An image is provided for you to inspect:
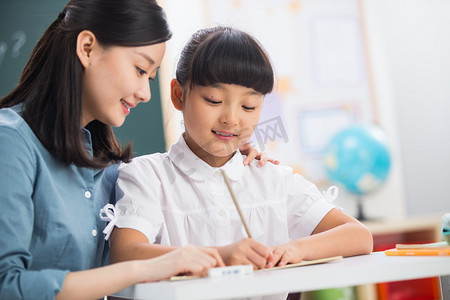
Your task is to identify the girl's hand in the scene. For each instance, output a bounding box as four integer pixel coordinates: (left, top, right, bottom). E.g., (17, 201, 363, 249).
(267, 243, 304, 268)
(239, 143, 280, 166)
(217, 238, 273, 269)
(141, 245, 224, 282)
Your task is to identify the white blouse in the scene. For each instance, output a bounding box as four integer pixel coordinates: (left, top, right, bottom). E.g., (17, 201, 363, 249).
(114, 136, 336, 247)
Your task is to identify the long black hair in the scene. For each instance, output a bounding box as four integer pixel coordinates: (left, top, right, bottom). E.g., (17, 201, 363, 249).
(0, 0, 172, 168)
(176, 26, 274, 95)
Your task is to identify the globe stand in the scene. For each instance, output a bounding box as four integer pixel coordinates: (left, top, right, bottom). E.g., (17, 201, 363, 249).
(355, 196, 367, 221)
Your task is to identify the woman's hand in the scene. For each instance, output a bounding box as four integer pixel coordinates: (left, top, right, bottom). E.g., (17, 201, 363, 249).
(217, 238, 273, 270)
(239, 142, 280, 166)
(140, 245, 224, 282)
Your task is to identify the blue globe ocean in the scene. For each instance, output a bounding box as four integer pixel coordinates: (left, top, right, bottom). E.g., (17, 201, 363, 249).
(324, 124, 391, 195)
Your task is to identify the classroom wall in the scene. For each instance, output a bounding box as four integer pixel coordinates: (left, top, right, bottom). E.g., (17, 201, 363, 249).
(364, 0, 450, 216)
(0, 0, 166, 156)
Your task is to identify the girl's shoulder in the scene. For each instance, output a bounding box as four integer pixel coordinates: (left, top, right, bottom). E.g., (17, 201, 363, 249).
(245, 158, 313, 187)
(125, 151, 169, 165)
(118, 151, 170, 175)
(246, 158, 293, 176)
(244, 158, 296, 183)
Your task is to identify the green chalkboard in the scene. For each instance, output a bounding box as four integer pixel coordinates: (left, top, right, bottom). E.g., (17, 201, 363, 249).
(0, 0, 166, 156)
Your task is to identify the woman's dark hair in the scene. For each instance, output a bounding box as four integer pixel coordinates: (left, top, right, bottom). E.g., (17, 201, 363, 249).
(0, 0, 172, 168)
(176, 26, 274, 95)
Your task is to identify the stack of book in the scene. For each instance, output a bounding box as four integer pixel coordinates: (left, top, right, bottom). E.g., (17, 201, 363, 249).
(385, 241, 450, 256)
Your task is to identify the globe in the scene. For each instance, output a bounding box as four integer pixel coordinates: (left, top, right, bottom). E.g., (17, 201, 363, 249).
(323, 124, 391, 196)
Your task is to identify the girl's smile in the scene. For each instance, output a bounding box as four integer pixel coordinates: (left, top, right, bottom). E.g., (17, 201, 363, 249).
(212, 130, 238, 141)
(172, 81, 263, 167)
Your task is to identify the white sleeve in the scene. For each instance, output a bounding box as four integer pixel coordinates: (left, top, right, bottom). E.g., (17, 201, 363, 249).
(286, 172, 335, 239)
(114, 156, 164, 243)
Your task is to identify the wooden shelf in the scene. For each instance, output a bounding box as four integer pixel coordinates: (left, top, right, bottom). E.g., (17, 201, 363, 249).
(362, 214, 443, 300)
(363, 214, 442, 239)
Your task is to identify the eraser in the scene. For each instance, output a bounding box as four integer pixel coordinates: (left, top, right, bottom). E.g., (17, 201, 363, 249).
(208, 264, 253, 278)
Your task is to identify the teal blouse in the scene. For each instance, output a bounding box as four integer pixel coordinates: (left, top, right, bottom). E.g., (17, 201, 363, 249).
(0, 106, 118, 299)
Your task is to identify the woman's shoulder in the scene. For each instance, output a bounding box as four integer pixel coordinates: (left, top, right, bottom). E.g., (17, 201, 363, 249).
(0, 107, 40, 173)
(0, 107, 35, 146)
(0, 106, 24, 127)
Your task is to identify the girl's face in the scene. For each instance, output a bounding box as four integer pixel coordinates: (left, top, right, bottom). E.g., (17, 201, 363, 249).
(81, 41, 166, 127)
(174, 82, 264, 167)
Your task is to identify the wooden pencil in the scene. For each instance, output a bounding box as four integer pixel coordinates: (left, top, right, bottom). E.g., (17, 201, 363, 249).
(220, 169, 253, 239)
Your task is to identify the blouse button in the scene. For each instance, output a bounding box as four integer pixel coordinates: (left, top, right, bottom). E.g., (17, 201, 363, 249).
(92, 229, 97, 237)
(84, 190, 92, 199)
(218, 209, 226, 216)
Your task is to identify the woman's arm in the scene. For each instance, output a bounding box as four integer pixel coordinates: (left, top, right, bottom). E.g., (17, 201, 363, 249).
(56, 245, 221, 300)
(269, 208, 373, 267)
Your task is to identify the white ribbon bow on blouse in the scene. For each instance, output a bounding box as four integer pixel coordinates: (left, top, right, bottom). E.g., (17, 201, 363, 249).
(99, 203, 116, 240)
(322, 185, 343, 211)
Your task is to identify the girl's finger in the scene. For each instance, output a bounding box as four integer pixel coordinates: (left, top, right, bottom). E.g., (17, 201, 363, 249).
(267, 248, 283, 268)
(278, 251, 293, 267)
(202, 247, 225, 267)
(247, 250, 269, 269)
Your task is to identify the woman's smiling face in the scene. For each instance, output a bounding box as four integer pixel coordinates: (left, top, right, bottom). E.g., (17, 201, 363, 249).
(79, 33, 165, 128)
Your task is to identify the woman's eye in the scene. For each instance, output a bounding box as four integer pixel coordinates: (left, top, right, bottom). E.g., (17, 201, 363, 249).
(205, 98, 221, 104)
(242, 105, 256, 111)
(136, 67, 147, 76)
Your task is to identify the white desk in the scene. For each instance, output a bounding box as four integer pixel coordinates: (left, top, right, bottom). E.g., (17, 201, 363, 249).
(114, 252, 450, 300)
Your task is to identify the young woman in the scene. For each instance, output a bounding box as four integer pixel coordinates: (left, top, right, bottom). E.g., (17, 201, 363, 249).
(0, 1, 232, 299)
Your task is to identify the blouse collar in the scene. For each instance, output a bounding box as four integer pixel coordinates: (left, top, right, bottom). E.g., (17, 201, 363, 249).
(168, 134, 244, 182)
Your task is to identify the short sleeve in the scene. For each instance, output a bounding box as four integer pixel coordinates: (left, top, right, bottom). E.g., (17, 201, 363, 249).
(114, 156, 165, 243)
(0, 125, 67, 299)
(285, 172, 335, 239)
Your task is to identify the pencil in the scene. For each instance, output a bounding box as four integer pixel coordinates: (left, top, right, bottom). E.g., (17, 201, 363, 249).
(220, 169, 253, 239)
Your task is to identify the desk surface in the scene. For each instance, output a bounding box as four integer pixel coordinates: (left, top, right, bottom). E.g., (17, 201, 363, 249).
(115, 252, 450, 300)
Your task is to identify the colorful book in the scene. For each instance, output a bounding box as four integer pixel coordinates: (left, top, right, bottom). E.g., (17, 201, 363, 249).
(385, 247, 450, 256)
(395, 241, 449, 249)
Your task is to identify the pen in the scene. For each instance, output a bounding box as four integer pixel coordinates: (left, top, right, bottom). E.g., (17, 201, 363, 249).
(220, 169, 253, 239)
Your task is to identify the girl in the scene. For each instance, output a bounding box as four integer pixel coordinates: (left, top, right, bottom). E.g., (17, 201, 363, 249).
(110, 26, 373, 270)
(0, 1, 239, 299)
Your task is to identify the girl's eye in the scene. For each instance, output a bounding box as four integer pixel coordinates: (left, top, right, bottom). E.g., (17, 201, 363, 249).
(242, 105, 256, 111)
(205, 98, 221, 104)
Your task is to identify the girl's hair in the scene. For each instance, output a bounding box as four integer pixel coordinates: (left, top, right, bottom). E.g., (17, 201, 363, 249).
(176, 26, 274, 95)
(0, 0, 172, 168)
